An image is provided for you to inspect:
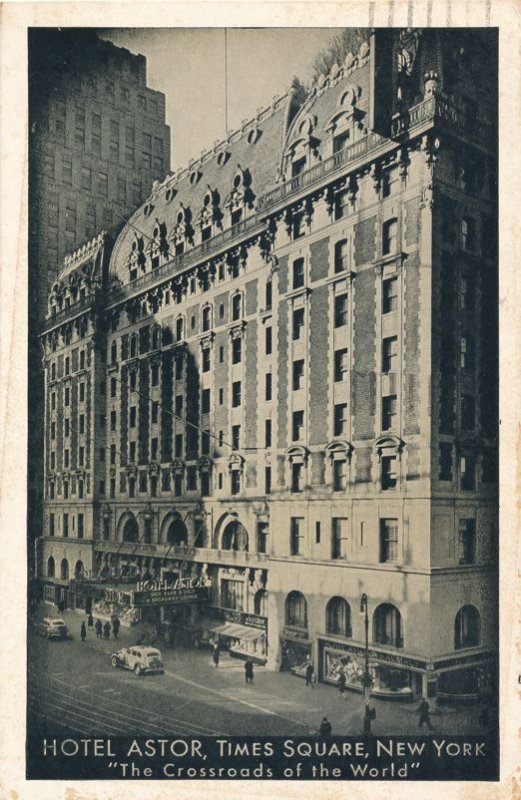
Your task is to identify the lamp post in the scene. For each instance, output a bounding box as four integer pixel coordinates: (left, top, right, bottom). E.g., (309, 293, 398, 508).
(359, 592, 373, 735)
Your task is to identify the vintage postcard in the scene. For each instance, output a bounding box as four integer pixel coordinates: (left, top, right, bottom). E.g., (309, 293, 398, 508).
(0, 1, 519, 798)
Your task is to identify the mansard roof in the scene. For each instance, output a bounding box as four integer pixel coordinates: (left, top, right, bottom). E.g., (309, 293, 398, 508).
(108, 40, 372, 287)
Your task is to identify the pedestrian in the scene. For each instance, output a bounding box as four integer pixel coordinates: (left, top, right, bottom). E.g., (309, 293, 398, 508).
(212, 643, 220, 668)
(338, 669, 347, 698)
(112, 618, 120, 639)
(87, 613, 94, 628)
(244, 659, 254, 684)
(103, 621, 111, 640)
(417, 698, 434, 731)
(305, 661, 315, 688)
(95, 619, 103, 639)
(80, 622, 87, 642)
(319, 717, 332, 739)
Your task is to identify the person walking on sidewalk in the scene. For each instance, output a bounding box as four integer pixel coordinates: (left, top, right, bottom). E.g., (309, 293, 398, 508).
(305, 661, 315, 688)
(80, 622, 87, 642)
(212, 642, 220, 668)
(417, 699, 434, 731)
(244, 659, 254, 684)
(95, 619, 103, 639)
(103, 621, 111, 640)
(112, 618, 120, 639)
(319, 717, 332, 739)
(87, 613, 94, 628)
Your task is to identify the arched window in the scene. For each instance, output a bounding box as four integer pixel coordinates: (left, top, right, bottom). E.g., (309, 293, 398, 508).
(221, 520, 248, 552)
(373, 603, 403, 648)
(202, 306, 212, 332)
(285, 590, 308, 628)
(60, 558, 69, 581)
(326, 596, 351, 637)
(382, 218, 398, 256)
(47, 556, 55, 578)
(454, 605, 481, 649)
(74, 560, 84, 578)
(122, 517, 139, 543)
(254, 588, 267, 616)
(166, 518, 188, 547)
(231, 293, 242, 321)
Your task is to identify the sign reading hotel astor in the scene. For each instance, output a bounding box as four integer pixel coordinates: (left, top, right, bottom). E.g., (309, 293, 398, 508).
(132, 576, 210, 607)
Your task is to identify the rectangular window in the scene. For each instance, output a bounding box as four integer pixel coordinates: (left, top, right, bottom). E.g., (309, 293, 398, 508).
(460, 455, 476, 490)
(382, 277, 398, 313)
(334, 348, 348, 382)
(151, 401, 159, 424)
(139, 473, 148, 493)
(382, 336, 398, 373)
(334, 294, 348, 327)
(77, 513, 84, 539)
(265, 466, 271, 495)
(292, 156, 306, 177)
(257, 522, 269, 554)
(175, 396, 183, 417)
(382, 395, 397, 431)
(292, 359, 305, 391)
(265, 373, 272, 401)
(265, 326, 272, 354)
(51, 421, 56, 440)
(265, 280, 272, 309)
(50, 451, 55, 470)
(334, 239, 348, 273)
(232, 337, 242, 364)
(64, 418, 70, 437)
(161, 470, 170, 492)
(63, 513, 69, 538)
(334, 191, 350, 220)
(221, 578, 244, 611)
(78, 480, 84, 499)
(202, 388, 211, 414)
(381, 455, 397, 489)
(151, 364, 160, 386)
(64, 387, 70, 406)
(293, 258, 305, 289)
(81, 166, 91, 191)
(129, 407, 136, 427)
(332, 517, 348, 559)
(291, 462, 303, 493)
(219, 388, 224, 405)
(439, 442, 453, 481)
(99, 447, 105, 463)
(458, 519, 476, 564)
(200, 471, 211, 497)
(461, 395, 476, 429)
(264, 419, 272, 448)
(333, 459, 347, 491)
(151, 437, 159, 460)
(292, 410, 304, 441)
(232, 381, 241, 407)
(201, 429, 211, 455)
(175, 433, 183, 457)
(78, 446, 84, 466)
(79, 382, 85, 402)
(232, 425, 241, 450)
(230, 470, 241, 495)
(62, 157, 72, 185)
(129, 441, 136, 463)
(460, 336, 475, 371)
(333, 131, 349, 153)
(98, 171, 108, 197)
(231, 208, 242, 226)
(63, 480, 69, 498)
(292, 308, 305, 340)
(110, 410, 117, 431)
(49, 514, 55, 537)
(379, 518, 398, 562)
(334, 403, 348, 436)
(290, 517, 304, 555)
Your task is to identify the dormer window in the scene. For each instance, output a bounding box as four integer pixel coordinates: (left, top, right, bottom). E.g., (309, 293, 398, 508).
(231, 208, 242, 226)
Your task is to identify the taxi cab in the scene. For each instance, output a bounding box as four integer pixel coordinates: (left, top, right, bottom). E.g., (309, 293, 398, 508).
(111, 646, 164, 676)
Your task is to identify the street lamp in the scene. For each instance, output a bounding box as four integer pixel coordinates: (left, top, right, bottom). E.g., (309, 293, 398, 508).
(359, 593, 373, 735)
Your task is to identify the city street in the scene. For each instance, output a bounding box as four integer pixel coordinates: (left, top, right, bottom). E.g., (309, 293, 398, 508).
(27, 604, 485, 738)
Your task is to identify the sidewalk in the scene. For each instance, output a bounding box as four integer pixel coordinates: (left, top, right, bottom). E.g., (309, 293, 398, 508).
(52, 604, 486, 736)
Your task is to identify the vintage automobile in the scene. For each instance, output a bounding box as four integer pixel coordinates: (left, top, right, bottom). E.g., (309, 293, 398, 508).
(111, 646, 164, 676)
(35, 617, 71, 640)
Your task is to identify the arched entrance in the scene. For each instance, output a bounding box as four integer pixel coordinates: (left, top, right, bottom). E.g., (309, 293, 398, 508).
(122, 516, 139, 543)
(166, 517, 188, 546)
(221, 520, 248, 551)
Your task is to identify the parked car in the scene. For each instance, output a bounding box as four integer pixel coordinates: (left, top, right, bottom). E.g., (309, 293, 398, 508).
(111, 646, 164, 676)
(36, 617, 71, 640)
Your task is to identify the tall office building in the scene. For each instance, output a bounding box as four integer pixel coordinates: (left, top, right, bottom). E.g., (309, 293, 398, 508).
(28, 29, 171, 556)
(37, 29, 497, 702)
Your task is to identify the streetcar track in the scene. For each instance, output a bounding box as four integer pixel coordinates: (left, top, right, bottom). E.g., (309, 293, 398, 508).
(29, 698, 128, 735)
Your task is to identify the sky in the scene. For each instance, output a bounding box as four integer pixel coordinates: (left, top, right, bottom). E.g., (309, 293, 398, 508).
(100, 28, 340, 171)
